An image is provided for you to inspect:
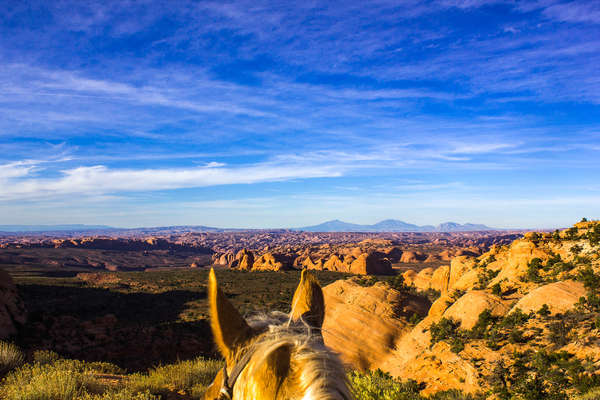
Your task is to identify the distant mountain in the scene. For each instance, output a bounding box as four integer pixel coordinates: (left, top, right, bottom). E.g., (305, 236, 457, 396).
(0, 224, 115, 232)
(296, 219, 497, 232)
(0, 221, 498, 234)
(435, 222, 492, 232)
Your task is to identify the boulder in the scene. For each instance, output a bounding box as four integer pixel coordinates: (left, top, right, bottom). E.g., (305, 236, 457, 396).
(442, 291, 510, 329)
(510, 280, 586, 315)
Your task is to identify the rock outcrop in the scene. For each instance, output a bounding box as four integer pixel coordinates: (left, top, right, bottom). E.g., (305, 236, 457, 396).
(230, 249, 255, 270)
(400, 251, 426, 263)
(510, 280, 586, 315)
(252, 252, 292, 271)
(322, 278, 430, 370)
(349, 251, 393, 275)
(442, 291, 509, 329)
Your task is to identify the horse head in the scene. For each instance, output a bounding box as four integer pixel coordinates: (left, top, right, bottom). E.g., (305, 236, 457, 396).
(204, 268, 352, 400)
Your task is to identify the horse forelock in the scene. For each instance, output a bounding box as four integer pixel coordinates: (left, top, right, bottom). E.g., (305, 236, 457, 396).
(230, 311, 352, 400)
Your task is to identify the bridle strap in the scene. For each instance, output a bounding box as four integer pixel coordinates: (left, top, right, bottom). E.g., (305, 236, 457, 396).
(218, 347, 256, 400)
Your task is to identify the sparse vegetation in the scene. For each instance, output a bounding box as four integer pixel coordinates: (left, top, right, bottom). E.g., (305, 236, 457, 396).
(126, 358, 222, 398)
(488, 350, 600, 400)
(576, 266, 600, 312)
(349, 369, 483, 400)
(0, 355, 217, 400)
(565, 227, 580, 240)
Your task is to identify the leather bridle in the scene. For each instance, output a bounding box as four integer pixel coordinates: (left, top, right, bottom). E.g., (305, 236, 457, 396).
(218, 347, 256, 400)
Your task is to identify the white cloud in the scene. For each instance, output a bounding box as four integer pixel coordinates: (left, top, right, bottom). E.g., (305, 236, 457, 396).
(0, 161, 344, 200)
(0, 161, 38, 180)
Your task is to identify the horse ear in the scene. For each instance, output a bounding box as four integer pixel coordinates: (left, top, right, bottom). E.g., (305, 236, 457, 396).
(290, 269, 325, 328)
(208, 268, 253, 359)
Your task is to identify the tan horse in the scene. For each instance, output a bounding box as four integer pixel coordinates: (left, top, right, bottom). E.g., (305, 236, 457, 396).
(204, 268, 352, 400)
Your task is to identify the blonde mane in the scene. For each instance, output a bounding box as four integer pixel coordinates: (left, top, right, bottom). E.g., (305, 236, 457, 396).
(235, 312, 351, 400)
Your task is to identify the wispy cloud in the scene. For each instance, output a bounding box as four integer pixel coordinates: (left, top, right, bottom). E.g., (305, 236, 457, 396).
(0, 160, 344, 201)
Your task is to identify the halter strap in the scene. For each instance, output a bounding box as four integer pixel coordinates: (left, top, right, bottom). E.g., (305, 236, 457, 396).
(218, 347, 256, 400)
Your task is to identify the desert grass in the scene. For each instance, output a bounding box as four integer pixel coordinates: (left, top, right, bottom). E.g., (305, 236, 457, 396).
(0, 355, 219, 400)
(1, 360, 100, 400)
(0, 341, 24, 376)
(126, 357, 222, 397)
(0, 353, 490, 400)
(575, 387, 600, 400)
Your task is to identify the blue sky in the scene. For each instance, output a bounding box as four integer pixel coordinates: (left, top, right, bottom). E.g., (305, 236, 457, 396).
(1, 0, 599, 229)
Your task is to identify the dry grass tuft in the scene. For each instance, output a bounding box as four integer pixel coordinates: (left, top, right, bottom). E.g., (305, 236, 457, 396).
(0, 341, 24, 376)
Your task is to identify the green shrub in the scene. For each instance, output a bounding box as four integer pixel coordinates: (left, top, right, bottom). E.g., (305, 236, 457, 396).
(524, 257, 544, 283)
(390, 274, 408, 291)
(32, 350, 61, 365)
(476, 267, 499, 289)
(488, 350, 600, 400)
(508, 328, 526, 344)
(429, 318, 468, 354)
(491, 283, 502, 296)
(430, 318, 461, 344)
(585, 223, 600, 246)
(565, 227, 580, 240)
(552, 230, 561, 240)
(548, 321, 572, 347)
(537, 304, 551, 317)
(570, 245, 583, 256)
(576, 266, 600, 312)
(469, 309, 499, 339)
(0, 341, 24, 376)
(348, 369, 422, 400)
(501, 308, 531, 328)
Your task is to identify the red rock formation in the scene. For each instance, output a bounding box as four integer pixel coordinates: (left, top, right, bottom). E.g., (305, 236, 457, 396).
(230, 249, 255, 270)
(252, 252, 293, 271)
(400, 251, 426, 263)
(322, 278, 430, 370)
(349, 251, 393, 275)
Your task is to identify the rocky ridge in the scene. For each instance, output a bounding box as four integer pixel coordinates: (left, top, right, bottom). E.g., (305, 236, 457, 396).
(321, 220, 600, 396)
